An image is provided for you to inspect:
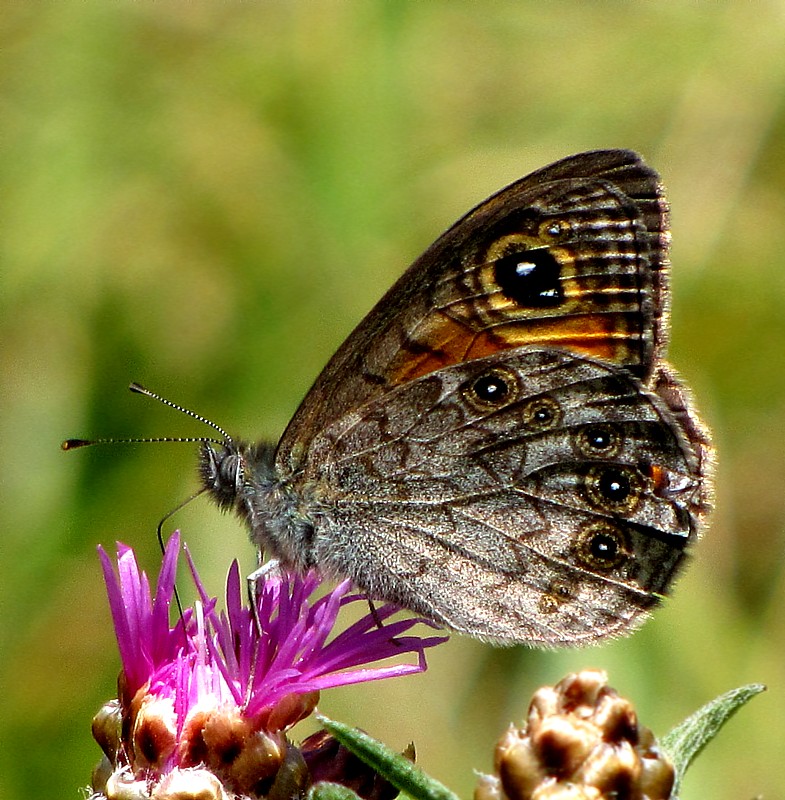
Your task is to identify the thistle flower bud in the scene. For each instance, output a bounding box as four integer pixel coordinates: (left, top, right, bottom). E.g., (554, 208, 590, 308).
(476, 670, 675, 800)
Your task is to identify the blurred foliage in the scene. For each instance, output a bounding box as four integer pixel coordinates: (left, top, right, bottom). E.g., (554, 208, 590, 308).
(2, 3, 785, 799)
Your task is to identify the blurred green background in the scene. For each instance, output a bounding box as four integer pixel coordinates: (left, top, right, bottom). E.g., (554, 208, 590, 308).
(2, 3, 785, 798)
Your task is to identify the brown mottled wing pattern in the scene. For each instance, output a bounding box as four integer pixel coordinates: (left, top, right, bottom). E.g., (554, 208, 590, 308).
(300, 349, 708, 645)
(277, 150, 669, 470)
(261, 149, 711, 645)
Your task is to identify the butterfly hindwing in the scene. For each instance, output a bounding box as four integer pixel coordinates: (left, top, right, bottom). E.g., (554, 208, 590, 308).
(289, 347, 706, 644)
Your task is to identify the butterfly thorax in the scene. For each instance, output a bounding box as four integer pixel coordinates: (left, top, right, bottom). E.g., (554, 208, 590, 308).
(199, 440, 316, 572)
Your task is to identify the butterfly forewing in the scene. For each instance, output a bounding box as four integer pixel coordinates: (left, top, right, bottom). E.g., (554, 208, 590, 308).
(277, 150, 668, 470)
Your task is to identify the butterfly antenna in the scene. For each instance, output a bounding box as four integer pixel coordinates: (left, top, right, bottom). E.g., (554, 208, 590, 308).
(62, 384, 230, 625)
(128, 382, 232, 440)
(61, 382, 231, 451)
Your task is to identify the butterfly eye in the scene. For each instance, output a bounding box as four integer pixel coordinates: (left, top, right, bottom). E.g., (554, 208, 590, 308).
(574, 522, 630, 571)
(584, 465, 642, 513)
(576, 423, 620, 457)
(465, 368, 517, 408)
(521, 395, 562, 432)
(493, 248, 565, 308)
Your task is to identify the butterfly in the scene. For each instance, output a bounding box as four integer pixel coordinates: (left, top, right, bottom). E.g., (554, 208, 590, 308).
(200, 149, 713, 646)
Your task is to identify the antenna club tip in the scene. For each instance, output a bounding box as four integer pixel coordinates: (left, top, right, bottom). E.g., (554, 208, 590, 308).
(62, 438, 90, 450)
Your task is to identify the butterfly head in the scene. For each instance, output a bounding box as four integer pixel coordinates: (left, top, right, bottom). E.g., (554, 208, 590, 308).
(199, 439, 277, 512)
(199, 440, 243, 510)
(199, 437, 312, 573)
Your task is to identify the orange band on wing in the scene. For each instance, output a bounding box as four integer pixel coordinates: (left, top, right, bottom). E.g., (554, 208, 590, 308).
(389, 313, 644, 384)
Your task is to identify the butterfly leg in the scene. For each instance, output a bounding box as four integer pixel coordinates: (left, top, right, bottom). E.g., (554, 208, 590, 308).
(247, 556, 284, 634)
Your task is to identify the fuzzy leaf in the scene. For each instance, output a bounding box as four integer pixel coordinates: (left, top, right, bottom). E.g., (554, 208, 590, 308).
(662, 683, 766, 793)
(308, 783, 366, 800)
(317, 715, 460, 800)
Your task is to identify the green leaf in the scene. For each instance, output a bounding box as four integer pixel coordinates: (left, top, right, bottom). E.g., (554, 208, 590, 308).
(662, 683, 766, 793)
(308, 783, 366, 800)
(317, 715, 460, 800)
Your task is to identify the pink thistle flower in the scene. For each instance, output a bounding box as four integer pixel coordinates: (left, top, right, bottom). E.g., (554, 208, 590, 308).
(91, 532, 447, 800)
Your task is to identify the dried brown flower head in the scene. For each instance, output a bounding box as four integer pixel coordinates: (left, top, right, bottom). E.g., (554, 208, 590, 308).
(475, 670, 674, 800)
